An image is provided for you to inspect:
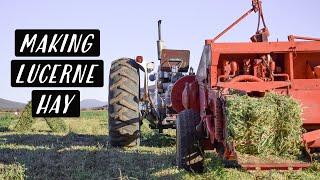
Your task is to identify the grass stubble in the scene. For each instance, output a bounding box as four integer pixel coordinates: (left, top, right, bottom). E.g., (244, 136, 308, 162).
(0, 107, 319, 179)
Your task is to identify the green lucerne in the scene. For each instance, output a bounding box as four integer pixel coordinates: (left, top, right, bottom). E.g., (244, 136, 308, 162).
(226, 93, 304, 157)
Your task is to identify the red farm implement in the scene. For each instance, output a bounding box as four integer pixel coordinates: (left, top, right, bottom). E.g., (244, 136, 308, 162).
(108, 0, 320, 172)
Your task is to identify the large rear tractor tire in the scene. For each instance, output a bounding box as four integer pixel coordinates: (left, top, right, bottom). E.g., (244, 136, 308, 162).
(108, 58, 140, 147)
(176, 109, 204, 173)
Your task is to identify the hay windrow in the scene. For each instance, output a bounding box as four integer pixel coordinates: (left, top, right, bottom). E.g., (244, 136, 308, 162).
(226, 93, 304, 157)
(45, 117, 68, 132)
(14, 101, 68, 133)
(13, 101, 35, 132)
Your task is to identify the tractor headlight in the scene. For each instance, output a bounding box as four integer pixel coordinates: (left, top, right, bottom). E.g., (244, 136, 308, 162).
(147, 62, 154, 73)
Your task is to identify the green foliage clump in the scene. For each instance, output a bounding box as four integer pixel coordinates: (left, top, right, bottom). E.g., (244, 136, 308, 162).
(0, 114, 15, 130)
(13, 101, 68, 133)
(226, 93, 303, 157)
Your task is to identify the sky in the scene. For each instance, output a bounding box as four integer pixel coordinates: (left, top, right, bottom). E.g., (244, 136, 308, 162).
(0, 0, 319, 103)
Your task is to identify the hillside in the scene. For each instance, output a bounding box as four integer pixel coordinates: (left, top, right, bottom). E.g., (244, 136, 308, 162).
(80, 99, 107, 109)
(0, 98, 26, 111)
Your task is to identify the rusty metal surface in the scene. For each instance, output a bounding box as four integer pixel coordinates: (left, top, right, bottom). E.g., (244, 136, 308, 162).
(214, 98, 224, 142)
(196, 45, 211, 83)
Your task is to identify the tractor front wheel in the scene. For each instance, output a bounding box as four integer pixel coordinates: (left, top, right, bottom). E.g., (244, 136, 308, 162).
(176, 109, 204, 173)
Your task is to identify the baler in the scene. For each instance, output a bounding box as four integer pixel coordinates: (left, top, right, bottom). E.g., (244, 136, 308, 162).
(108, 0, 320, 172)
(175, 0, 320, 172)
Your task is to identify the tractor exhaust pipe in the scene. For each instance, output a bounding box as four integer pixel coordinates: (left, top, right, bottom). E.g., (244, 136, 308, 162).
(157, 20, 164, 60)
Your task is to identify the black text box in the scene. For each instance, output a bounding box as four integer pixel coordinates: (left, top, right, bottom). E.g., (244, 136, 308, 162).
(15, 29, 100, 56)
(32, 90, 80, 117)
(11, 60, 103, 87)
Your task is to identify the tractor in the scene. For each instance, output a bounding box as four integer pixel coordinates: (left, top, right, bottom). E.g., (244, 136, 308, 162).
(108, 20, 194, 147)
(108, 0, 320, 172)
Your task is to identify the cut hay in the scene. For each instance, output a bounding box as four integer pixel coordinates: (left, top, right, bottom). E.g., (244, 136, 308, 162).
(14, 101, 68, 133)
(226, 93, 304, 157)
(13, 101, 35, 132)
(45, 117, 68, 133)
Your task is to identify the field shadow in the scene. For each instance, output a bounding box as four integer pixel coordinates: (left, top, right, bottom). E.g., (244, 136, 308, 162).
(0, 127, 9, 132)
(1, 132, 177, 148)
(0, 132, 177, 179)
(0, 133, 109, 148)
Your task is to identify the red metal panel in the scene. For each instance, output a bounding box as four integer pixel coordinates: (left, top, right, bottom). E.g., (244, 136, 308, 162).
(199, 85, 208, 118)
(290, 90, 320, 124)
(217, 81, 291, 92)
(204, 115, 215, 144)
(171, 75, 195, 112)
(293, 79, 320, 90)
(292, 53, 320, 79)
(302, 129, 320, 144)
(209, 41, 320, 54)
(308, 139, 320, 148)
(241, 163, 310, 172)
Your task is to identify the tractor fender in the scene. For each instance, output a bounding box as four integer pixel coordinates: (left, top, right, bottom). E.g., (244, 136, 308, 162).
(171, 75, 199, 113)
